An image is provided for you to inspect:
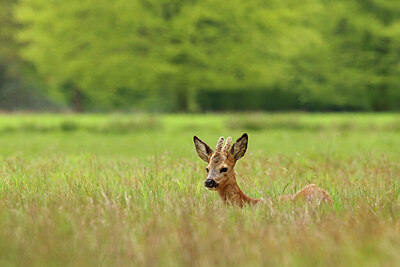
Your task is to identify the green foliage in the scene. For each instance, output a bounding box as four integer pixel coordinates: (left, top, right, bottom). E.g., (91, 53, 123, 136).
(0, 0, 59, 111)
(289, 0, 400, 111)
(7, 0, 400, 111)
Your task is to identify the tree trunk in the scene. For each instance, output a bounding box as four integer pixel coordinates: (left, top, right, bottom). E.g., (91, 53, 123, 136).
(73, 87, 83, 112)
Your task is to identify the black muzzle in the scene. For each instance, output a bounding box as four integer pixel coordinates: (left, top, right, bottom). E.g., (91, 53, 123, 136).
(205, 179, 219, 189)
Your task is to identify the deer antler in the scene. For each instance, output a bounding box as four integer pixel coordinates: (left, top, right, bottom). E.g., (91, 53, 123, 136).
(222, 137, 232, 154)
(215, 136, 225, 152)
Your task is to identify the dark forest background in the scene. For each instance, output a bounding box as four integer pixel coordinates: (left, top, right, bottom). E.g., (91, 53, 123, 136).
(1, 0, 399, 112)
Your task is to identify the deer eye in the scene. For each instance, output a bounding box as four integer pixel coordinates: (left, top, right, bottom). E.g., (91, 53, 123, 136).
(220, 167, 228, 173)
(206, 168, 209, 173)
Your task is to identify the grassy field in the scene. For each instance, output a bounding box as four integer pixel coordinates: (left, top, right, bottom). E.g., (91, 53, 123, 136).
(0, 113, 399, 266)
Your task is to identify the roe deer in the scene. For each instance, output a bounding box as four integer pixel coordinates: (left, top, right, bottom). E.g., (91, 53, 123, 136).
(193, 133, 332, 207)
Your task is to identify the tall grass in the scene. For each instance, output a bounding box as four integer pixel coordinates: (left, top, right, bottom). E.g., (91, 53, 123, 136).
(0, 113, 399, 266)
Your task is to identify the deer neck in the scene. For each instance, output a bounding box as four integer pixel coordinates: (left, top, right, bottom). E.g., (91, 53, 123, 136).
(216, 173, 261, 207)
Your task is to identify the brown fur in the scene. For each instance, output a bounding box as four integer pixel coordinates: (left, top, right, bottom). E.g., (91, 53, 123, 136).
(194, 133, 332, 207)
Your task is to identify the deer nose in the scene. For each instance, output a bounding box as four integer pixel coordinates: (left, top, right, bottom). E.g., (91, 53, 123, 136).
(205, 179, 218, 188)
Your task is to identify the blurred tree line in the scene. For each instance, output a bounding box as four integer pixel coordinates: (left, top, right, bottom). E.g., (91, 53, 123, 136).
(1, 0, 399, 112)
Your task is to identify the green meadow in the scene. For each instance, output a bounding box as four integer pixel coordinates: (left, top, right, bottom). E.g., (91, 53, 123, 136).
(0, 113, 399, 266)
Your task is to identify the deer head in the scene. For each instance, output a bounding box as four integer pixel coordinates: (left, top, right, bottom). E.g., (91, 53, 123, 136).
(193, 133, 248, 191)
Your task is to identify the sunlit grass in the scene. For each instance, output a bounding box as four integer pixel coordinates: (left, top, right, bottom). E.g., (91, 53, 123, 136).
(0, 113, 399, 266)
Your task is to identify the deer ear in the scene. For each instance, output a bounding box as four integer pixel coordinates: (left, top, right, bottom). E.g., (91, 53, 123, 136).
(229, 133, 248, 160)
(194, 136, 213, 162)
